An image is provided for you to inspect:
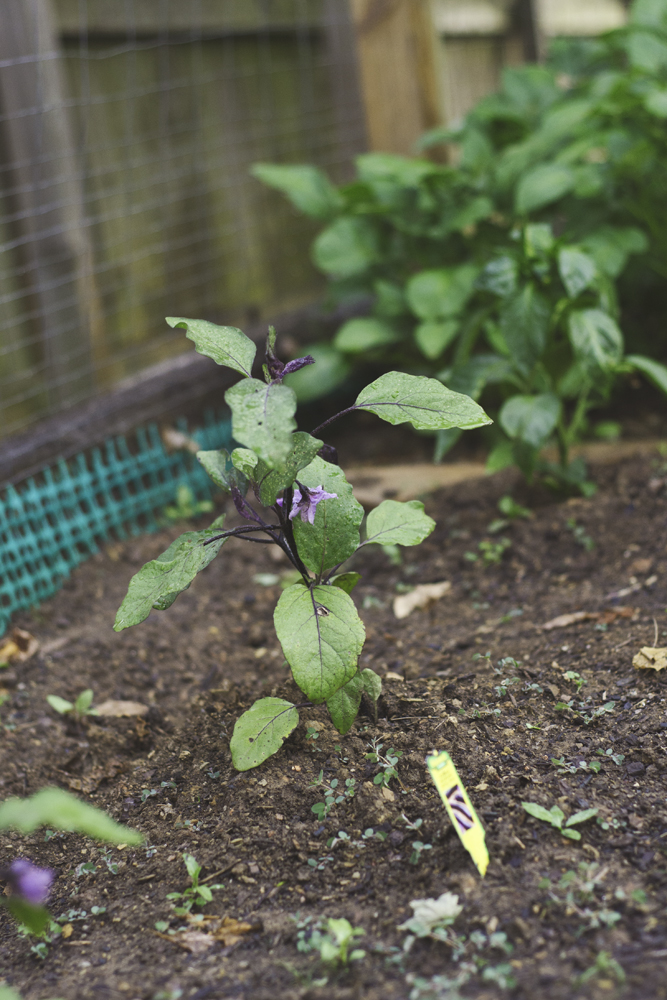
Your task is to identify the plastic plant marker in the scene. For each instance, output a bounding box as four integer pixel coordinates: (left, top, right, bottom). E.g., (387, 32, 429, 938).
(426, 751, 489, 876)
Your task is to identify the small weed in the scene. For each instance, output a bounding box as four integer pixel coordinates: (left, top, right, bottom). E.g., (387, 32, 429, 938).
(365, 739, 404, 789)
(596, 747, 625, 766)
(563, 670, 586, 693)
(295, 914, 365, 967)
(522, 801, 598, 841)
(165, 854, 223, 915)
(550, 757, 601, 775)
(162, 484, 213, 522)
(46, 689, 98, 720)
(567, 517, 595, 551)
(465, 538, 511, 565)
(310, 772, 356, 821)
(577, 950, 625, 987)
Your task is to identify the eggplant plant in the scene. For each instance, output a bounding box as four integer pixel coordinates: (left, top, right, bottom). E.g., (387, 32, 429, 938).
(114, 319, 490, 770)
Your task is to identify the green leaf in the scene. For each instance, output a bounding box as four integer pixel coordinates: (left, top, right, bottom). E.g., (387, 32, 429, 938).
(361, 668, 382, 705)
(330, 572, 362, 594)
(581, 226, 648, 279)
(231, 448, 258, 478)
(74, 689, 94, 715)
(415, 320, 459, 360)
(225, 378, 296, 468)
(114, 516, 227, 630)
(375, 279, 407, 317)
(46, 695, 73, 715)
(440, 354, 513, 401)
(230, 698, 299, 771)
(558, 248, 597, 298)
(313, 217, 379, 278)
(522, 801, 561, 827)
(477, 256, 519, 297)
(326, 673, 363, 735)
(627, 30, 667, 72)
(166, 317, 255, 378)
(284, 344, 350, 403)
(256, 432, 324, 506)
(499, 284, 550, 375)
(566, 808, 598, 827)
(486, 439, 515, 473)
(499, 394, 561, 449)
(568, 309, 623, 372)
(0, 787, 142, 843)
(524, 223, 555, 257)
(561, 828, 581, 840)
(196, 448, 249, 496)
(250, 163, 342, 219)
(5, 897, 50, 935)
(292, 457, 364, 575)
(334, 318, 400, 354)
(627, 354, 667, 395)
(515, 163, 575, 214)
(274, 584, 365, 703)
(645, 87, 667, 117)
(355, 372, 491, 431)
(364, 500, 435, 547)
(406, 265, 478, 320)
(0, 984, 23, 1000)
(183, 853, 200, 880)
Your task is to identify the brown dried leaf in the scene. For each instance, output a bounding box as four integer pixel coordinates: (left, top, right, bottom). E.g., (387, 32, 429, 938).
(159, 929, 215, 954)
(541, 611, 596, 630)
(633, 647, 667, 672)
(0, 628, 39, 664)
(541, 606, 634, 630)
(95, 699, 148, 717)
(393, 581, 451, 619)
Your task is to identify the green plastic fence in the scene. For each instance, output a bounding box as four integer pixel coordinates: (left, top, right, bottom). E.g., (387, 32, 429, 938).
(0, 412, 232, 637)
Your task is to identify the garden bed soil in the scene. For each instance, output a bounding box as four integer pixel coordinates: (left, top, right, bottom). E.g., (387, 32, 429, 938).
(2, 448, 667, 1000)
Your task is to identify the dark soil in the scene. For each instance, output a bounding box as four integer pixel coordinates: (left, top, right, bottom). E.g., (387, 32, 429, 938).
(2, 451, 667, 1000)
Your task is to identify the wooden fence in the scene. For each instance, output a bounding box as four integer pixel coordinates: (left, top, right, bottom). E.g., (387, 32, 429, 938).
(0, 0, 366, 440)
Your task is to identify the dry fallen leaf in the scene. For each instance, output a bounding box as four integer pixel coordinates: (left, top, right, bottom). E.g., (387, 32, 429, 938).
(95, 699, 149, 717)
(633, 647, 667, 672)
(393, 581, 451, 619)
(541, 606, 634, 630)
(0, 628, 39, 664)
(159, 929, 215, 954)
(541, 611, 597, 630)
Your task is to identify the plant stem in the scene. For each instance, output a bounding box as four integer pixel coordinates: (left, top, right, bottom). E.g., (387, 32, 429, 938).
(311, 405, 359, 436)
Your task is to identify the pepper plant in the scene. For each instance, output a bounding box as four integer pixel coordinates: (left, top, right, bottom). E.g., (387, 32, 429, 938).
(114, 318, 490, 770)
(252, 0, 667, 490)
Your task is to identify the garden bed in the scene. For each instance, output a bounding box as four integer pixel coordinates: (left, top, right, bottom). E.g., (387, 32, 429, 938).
(2, 448, 667, 1000)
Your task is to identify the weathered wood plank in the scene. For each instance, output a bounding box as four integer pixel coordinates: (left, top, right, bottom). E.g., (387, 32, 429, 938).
(54, 0, 324, 35)
(350, 0, 444, 155)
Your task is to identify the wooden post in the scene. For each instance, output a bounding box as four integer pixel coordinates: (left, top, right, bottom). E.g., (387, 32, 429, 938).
(512, 0, 545, 62)
(0, 0, 104, 414)
(349, 0, 444, 155)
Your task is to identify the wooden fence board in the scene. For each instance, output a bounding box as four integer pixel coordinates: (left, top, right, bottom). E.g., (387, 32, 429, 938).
(53, 0, 324, 35)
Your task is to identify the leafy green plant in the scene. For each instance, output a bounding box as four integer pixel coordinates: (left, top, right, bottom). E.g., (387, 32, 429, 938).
(114, 320, 490, 771)
(166, 853, 223, 915)
(522, 801, 598, 840)
(254, 0, 667, 491)
(46, 689, 97, 720)
(539, 863, 622, 933)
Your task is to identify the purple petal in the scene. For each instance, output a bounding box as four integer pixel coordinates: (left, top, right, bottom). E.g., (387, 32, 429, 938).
(8, 859, 54, 906)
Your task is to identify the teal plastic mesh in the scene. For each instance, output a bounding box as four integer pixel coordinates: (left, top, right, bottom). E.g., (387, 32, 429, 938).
(0, 412, 232, 637)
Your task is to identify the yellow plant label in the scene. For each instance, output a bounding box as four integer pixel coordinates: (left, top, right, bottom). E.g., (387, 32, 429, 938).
(426, 750, 489, 877)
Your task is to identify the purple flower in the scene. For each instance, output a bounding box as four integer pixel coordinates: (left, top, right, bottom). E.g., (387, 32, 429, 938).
(277, 485, 337, 524)
(7, 859, 54, 906)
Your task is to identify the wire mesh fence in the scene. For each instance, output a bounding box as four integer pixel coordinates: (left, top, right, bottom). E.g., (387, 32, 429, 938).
(0, 0, 366, 441)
